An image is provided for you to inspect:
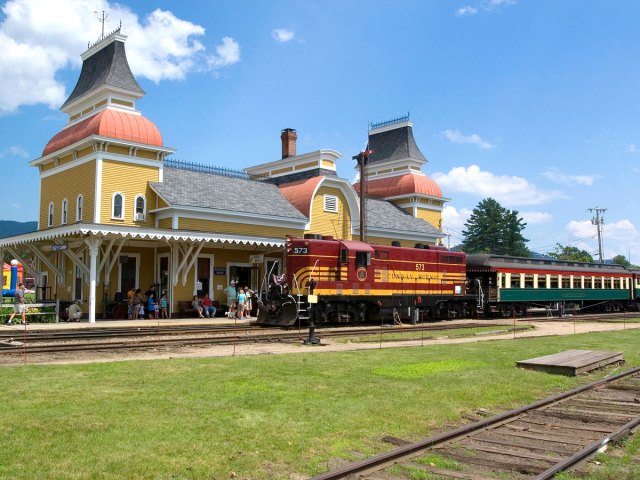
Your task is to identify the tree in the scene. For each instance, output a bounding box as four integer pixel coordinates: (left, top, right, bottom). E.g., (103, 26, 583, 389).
(461, 198, 529, 256)
(611, 254, 631, 268)
(547, 244, 594, 263)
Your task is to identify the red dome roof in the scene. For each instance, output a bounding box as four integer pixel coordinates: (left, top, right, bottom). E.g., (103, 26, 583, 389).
(279, 176, 324, 217)
(43, 109, 163, 156)
(354, 173, 442, 198)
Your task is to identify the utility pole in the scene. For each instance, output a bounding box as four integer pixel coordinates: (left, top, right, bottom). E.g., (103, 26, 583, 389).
(589, 207, 606, 263)
(353, 148, 373, 242)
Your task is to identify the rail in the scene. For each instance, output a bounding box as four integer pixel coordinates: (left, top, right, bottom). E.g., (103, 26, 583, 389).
(309, 366, 640, 479)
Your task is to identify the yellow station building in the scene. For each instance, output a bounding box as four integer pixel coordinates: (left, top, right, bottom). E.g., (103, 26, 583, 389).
(0, 29, 449, 322)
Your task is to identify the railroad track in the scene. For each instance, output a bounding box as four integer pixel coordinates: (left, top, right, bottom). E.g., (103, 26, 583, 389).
(310, 367, 640, 479)
(0, 322, 511, 355)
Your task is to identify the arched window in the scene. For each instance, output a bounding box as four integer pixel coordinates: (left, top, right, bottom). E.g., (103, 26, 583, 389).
(134, 195, 146, 221)
(112, 192, 124, 220)
(76, 194, 83, 222)
(61, 198, 68, 224)
(48, 202, 54, 227)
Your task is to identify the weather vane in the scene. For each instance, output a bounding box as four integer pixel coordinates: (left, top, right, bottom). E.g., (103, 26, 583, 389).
(95, 10, 109, 41)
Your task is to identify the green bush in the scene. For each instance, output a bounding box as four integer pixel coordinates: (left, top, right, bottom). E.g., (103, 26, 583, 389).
(0, 305, 58, 323)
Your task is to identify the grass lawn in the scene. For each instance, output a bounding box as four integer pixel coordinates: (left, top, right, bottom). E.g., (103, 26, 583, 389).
(1, 330, 640, 479)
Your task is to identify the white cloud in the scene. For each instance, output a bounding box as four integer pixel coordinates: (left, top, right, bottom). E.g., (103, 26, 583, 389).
(0, 145, 29, 158)
(444, 129, 495, 149)
(442, 205, 472, 233)
(455, 6, 478, 16)
(542, 168, 596, 186)
(272, 28, 295, 43)
(565, 218, 640, 260)
(456, 0, 515, 16)
(520, 211, 552, 224)
(625, 144, 637, 153)
(488, 0, 516, 6)
(432, 164, 564, 206)
(0, 0, 240, 113)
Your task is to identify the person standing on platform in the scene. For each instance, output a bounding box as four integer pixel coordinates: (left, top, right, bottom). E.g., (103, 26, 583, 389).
(236, 288, 247, 320)
(224, 280, 237, 318)
(127, 285, 136, 319)
(147, 292, 157, 320)
(159, 292, 169, 319)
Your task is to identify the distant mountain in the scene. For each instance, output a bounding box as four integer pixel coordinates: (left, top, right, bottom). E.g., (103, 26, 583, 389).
(0, 220, 38, 238)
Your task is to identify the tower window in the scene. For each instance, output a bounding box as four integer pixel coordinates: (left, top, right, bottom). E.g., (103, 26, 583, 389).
(134, 195, 146, 221)
(48, 202, 54, 227)
(76, 194, 83, 221)
(112, 192, 124, 220)
(61, 199, 68, 224)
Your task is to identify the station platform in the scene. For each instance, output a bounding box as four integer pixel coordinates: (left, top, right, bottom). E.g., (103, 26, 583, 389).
(2, 316, 255, 330)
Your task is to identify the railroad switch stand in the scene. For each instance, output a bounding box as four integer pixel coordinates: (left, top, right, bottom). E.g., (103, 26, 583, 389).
(303, 322, 321, 345)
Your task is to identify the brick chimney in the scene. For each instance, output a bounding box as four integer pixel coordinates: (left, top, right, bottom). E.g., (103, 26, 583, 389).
(281, 128, 297, 159)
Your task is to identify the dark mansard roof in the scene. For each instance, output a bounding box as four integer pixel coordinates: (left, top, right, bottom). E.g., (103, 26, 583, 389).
(62, 39, 144, 109)
(367, 124, 427, 165)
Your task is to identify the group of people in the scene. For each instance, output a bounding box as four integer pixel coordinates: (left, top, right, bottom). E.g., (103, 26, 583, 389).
(190, 293, 217, 318)
(223, 280, 254, 320)
(127, 285, 169, 320)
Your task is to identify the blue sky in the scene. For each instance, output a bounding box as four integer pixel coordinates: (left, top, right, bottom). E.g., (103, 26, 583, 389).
(1, 0, 639, 261)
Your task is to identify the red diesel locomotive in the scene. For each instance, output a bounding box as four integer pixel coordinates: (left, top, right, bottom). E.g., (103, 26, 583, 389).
(256, 235, 477, 326)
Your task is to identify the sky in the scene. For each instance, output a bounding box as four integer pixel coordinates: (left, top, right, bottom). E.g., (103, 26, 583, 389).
(1, 0, 639, 261)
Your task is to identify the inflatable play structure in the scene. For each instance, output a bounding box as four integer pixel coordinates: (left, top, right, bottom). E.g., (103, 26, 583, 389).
(2, 259, 31, 297)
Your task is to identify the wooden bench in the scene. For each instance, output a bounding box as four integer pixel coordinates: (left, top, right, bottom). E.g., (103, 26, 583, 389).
(175, 300, 227, 318)
(176, 301, 198, 318)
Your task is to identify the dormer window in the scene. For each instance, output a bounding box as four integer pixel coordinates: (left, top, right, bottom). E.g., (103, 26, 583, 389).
(324, 194, 338, 213)
(134, 195, 146, 221)
(112, 192, 124, 220)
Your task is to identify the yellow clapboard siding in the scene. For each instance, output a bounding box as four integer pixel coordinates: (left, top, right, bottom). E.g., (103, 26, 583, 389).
(178, 217, 301, 238)
(100, 160, 159, 226)
(40, 161, 96, 228)
(308, 185, 351, 240)
(158, 218, 172, 229)
(415, 209, 441, 230)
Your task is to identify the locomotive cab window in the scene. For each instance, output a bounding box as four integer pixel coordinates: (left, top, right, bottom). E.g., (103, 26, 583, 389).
(356, 251, 371, 267)
(339, 249, 348, 264)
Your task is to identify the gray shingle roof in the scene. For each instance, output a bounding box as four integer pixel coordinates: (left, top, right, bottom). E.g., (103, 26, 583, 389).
(366, 198, 441, 236)
(151, 168, 308, 220)
(62, 39, 144, 109)
(367, 125, 427, 164)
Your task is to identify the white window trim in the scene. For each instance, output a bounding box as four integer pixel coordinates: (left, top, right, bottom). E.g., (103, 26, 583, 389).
(134, 194, 146, 221)
(76, 194, 83, 222)
(324, 194, 338, 213)
(48, 202, 54, 227)
(112, 192, 125, 220)
(61, 198, 68, 225)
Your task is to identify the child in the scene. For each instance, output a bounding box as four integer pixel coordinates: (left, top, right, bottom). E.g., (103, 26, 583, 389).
(153, 300, 160, 319)
(159, 293, 169, 319)
(147, 292, 156, 320)
(236, 288, 246, 320)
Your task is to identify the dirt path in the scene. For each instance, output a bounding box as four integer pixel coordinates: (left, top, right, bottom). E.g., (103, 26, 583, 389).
(5, 318, 639, 366)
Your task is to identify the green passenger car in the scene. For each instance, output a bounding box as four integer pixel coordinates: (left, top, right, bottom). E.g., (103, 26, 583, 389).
(466, 254, 636, 317)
